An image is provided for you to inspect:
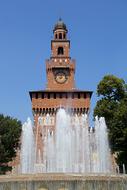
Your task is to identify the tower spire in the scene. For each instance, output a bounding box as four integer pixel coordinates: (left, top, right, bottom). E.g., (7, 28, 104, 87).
(59, 17, 62, 21)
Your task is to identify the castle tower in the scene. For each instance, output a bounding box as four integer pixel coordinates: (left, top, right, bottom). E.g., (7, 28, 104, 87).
(29, 19, 92, 165)
(46, 18, 75, 90)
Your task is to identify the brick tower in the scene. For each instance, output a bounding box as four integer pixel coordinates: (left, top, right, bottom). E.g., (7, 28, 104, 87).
(29, 19, 92, 164)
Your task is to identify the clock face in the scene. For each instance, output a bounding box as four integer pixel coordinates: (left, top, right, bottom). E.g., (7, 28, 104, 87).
(55, 72, 67, 83)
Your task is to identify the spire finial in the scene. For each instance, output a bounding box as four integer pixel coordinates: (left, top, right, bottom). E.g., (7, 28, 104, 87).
(59, 17, 62, 21)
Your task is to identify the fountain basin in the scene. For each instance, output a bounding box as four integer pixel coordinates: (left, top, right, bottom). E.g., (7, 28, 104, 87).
(0, 173, 127, 190)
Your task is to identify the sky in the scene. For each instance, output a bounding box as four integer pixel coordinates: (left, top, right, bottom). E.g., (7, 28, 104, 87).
(0, 0, 127, 124)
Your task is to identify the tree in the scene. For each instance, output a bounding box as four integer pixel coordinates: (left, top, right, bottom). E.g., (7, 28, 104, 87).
(0, 114, 22, 174)
(94, 75, 127, 173)
(96, 75, 126, 101)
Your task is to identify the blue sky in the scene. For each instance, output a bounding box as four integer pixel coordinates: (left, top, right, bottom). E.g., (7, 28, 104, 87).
(0, 0, 127, 124)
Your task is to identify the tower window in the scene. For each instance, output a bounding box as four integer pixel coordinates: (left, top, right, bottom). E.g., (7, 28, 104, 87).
(63, 33, 66, 39)
(55, 34, 57, 39)
(58, 47, 64, 55)
(59, 33, 62, 39)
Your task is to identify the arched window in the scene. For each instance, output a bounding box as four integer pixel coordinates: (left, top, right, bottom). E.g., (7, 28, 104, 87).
(58, 47, 64, 55)
(63, 33, 66, 39)
(59, 33, 62, 39)
(55, 34, 57, 39)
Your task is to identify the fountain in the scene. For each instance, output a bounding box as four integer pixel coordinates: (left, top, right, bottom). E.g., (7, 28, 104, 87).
(20, 118, 35, 173)
(20, 109, 113, 174)
(0, 109, 127, 189)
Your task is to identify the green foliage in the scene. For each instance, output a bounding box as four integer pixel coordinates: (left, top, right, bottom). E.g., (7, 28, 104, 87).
(94, 75, 127, 173)
(0, 114, 22, 174)
(96, 75, 127, 101)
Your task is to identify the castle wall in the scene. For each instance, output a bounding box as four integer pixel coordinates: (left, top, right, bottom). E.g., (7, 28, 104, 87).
(30, 91, 91, 112)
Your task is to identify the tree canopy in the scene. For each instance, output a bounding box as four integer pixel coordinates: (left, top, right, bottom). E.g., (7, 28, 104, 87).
(96, 75, 126, 101)
(94, 75, 127, 173)
(0, 114, 22, 174)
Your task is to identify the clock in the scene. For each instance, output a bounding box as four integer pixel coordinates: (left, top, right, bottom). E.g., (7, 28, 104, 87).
(55, 72, 67, 83)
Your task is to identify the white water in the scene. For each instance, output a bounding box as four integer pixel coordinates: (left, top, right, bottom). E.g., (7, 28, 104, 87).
(20, 118, 35, 173)
(20, 109, 112, 173)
